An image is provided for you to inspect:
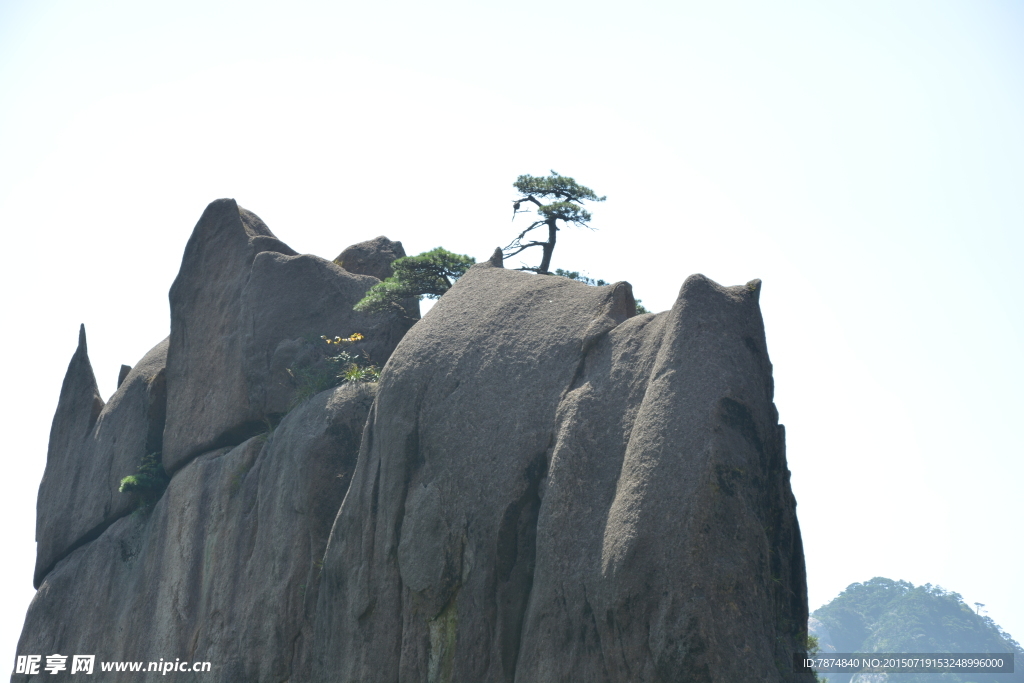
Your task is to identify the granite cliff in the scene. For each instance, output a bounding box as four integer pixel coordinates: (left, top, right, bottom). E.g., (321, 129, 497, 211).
(13, 199, 813, 682)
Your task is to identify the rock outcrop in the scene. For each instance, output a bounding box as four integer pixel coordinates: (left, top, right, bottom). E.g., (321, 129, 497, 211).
(162, 200, 413, 473)
(310, 261, 809, 682)
(516, 274, 805, 682)
(17, 382, 375, 682)
(34, 331, 167, 588)
(15, 198, 811, 682)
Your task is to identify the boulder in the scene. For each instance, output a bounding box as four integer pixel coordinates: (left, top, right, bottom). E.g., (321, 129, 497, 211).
(15, 382, 375, 682)
(311, 260, 634, 681)
(334, 235, 406, 281)
(514, 275, 808, 682)
(311, 266, 810, 682)
(333, 235, 421, 323)
(162, 199, 412, 473)
(162, 199, 296, 473)
(33, 331, 167, 589)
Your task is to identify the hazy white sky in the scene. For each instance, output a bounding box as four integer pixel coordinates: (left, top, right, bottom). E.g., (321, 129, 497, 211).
(2, 0, 1022, 667)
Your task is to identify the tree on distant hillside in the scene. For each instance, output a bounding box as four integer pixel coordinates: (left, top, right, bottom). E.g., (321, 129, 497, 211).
(353, 247, 476, 319)
(504, 171, 605, 274)
(812, 576, 1024, 674)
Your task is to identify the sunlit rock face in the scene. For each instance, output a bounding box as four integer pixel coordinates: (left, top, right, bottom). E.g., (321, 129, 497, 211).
(311, 261, 810, 683)
(16, 198, 810, 683)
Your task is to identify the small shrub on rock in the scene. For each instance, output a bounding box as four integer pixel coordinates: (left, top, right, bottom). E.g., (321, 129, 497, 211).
(288, 332, 381, 408)
(118, 452, 170, 509)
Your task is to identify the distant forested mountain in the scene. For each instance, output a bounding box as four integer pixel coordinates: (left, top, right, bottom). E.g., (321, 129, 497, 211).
(809, 577, 1021, 683)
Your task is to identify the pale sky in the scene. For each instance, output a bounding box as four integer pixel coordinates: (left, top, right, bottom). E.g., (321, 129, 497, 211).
(2, 0, 1022, 668)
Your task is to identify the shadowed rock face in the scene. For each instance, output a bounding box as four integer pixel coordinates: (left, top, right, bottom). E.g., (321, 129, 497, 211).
(311, 262, 810, 682)
(34, 332, 167, 589)
(241, 250, 414, 418)
(162, 199, 412, 474)
(16, 382, 374, 683)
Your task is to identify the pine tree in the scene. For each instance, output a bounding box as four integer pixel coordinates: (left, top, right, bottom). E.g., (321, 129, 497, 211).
(504, 171, 606, 274)
(353, 247, 476, 318)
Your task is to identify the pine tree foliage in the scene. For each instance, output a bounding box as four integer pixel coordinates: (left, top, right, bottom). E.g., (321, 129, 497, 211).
(539, 201, 594, 227)
(353, 247, 476, 317)
(512, 172, 606, 204)
(505, 171, 606, 274)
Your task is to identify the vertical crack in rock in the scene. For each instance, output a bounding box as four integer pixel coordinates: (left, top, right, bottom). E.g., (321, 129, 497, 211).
(494, 449, 547, 682)
(394, 425, 423, 557)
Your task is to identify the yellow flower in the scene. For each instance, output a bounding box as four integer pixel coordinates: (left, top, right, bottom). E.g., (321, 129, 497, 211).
(319, 332, 365, 345)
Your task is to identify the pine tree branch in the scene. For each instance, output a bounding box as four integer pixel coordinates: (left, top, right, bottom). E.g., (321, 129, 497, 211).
(502, 240, 548, 257)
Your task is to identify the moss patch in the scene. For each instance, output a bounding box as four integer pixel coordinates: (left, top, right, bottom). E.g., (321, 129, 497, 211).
(428, 591, 459, 683)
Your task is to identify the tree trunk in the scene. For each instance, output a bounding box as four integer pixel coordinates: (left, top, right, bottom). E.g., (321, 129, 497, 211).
(538, 220, 558, 274)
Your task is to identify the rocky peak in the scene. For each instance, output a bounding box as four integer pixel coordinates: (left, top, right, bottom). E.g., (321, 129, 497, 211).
(15, 199, 812, 682)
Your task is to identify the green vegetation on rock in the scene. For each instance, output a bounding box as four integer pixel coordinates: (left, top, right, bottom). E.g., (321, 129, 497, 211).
(352, 175, 647, 318)
(289, 333, 381, 408)
(118, 452, 169, 509)
(428, 593, 459, 683)
(805, 634, 829, 683)
(353, 247, 476, 318)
